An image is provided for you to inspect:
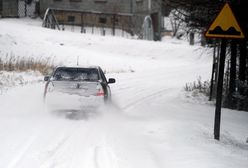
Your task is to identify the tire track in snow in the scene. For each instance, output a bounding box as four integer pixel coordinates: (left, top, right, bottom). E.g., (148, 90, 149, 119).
(94, 146, 101, 168)
(6, 135, 37, 168)
(112, 69, 184, 112)
(93, 138, 120, 168)
(121, 88, 173, 111)
(39, 122, 86, 168)
(39, 120, 117, 168)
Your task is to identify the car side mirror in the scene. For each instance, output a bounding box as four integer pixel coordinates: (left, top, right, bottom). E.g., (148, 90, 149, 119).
(44, 76, 50, 81)
(108, 78, 116, 84)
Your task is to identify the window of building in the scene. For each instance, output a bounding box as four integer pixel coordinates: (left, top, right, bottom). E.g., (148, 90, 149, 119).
(68, 16, 75, 22)
(99, 17, 107, 24)
(94, 0, 107, 3)
(136, 0, 143, 6)
(69, 0, 82, 2)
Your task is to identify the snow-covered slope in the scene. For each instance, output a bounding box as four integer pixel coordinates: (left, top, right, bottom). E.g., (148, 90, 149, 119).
(0, 18, 247, 168)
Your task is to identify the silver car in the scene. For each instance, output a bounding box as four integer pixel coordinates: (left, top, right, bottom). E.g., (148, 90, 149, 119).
(43, 66, 115, 111)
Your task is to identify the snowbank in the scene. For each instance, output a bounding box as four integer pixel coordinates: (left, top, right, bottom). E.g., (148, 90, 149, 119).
(0, 71, 43, 94)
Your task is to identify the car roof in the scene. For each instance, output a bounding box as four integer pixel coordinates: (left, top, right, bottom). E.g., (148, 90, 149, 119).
(55, 66, 101, 69)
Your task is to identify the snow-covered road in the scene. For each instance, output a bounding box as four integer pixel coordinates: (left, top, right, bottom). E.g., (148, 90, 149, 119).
(1, 69, 247, 168)
(0, 18, 248, 168)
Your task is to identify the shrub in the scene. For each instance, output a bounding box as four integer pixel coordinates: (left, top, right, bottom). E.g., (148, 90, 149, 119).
(184, 76, 210, 97)
(0, 54, 54, 75)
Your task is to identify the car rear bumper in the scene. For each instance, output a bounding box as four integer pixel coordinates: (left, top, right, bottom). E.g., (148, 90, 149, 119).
(45, 91, 104, 111)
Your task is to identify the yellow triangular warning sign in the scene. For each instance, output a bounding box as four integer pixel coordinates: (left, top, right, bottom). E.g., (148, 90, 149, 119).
(205, 3, 245, 39)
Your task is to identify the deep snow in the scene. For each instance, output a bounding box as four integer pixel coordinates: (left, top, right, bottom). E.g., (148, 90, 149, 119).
(0, 18, 247, 168)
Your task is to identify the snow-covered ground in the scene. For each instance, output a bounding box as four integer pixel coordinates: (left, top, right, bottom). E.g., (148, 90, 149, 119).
(0, 18, 247, 168)
(0, 71, 42, 94)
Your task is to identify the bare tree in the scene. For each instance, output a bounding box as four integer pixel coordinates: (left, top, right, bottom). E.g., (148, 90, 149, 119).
(169, 9, 186, 37)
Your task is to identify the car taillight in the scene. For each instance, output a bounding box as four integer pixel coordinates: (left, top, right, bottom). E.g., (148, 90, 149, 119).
(96, 88, 105, 96)
(47, 83, 54, 92)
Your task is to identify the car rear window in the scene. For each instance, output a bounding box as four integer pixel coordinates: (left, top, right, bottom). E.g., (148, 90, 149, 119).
(53, 67, 99, 81)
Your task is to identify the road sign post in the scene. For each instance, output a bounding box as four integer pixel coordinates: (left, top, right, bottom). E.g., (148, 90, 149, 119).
(205, 3, 245, 140)
(214, 39, 226, 140)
